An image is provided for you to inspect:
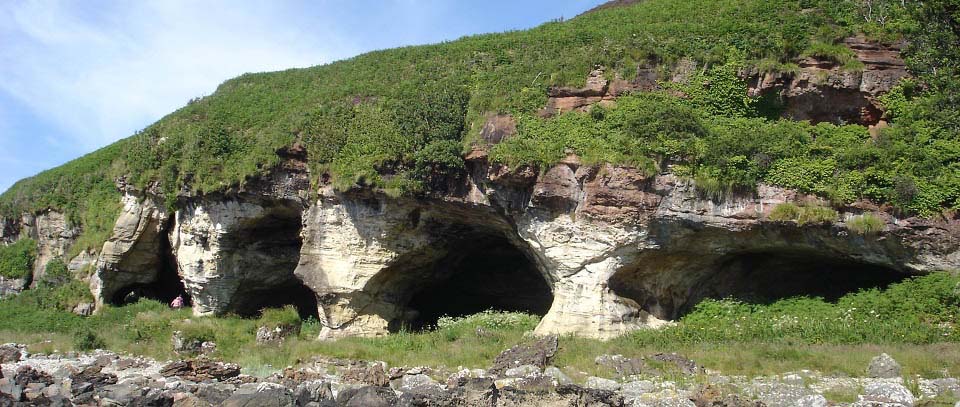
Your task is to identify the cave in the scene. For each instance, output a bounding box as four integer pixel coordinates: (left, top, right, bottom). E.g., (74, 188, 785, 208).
(610, 248, 914, 320)
(374, 227, 553, 331)
(111, 218, 189, 306)
(222, 202, 319, 320)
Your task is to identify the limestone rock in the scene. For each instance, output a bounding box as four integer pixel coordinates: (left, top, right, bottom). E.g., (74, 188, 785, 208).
(867, 353, 902, 379)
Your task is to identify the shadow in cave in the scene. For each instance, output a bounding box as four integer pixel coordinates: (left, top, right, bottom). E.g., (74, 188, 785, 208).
(224, 202, 318, 320)
(389, 231, 552, 331)
(112, 219, 189, 306)
(610, 249, 914, 320)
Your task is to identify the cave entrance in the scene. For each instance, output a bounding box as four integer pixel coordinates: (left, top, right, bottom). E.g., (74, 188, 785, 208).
(394, 231, 552, 331)
(223, 202, 319, 320)
(610, 248, 914, 320)
(111, 218, 189, 306)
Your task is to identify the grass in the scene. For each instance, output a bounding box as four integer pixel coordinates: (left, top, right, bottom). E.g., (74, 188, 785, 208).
(847, 213, 885, 235)
(0, 273, 957, 379)
(767, 203, 838, 224)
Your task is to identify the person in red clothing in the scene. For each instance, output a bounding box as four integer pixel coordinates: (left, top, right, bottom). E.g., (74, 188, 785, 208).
(170, 295, 184, 309)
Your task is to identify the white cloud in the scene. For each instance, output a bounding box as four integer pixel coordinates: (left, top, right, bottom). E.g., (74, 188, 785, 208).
(0, 0, 356, 150)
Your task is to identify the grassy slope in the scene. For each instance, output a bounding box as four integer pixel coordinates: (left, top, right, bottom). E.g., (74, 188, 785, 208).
(6, 0, 953, 255)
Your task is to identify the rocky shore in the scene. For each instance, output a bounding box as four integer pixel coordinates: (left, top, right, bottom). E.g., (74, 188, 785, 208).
(0, 340, 957, 407)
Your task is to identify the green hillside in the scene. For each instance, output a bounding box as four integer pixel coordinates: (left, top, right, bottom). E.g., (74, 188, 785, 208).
(1, 0, 957, 254)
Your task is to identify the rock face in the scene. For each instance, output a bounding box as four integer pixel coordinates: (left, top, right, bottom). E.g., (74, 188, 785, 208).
(747, 36, 908, 126)
(91, 192, 171, 307)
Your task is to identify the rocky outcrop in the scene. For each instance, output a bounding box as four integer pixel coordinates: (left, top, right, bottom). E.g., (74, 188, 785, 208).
(540, 37, 908, 127)
(747, 36, 908, 126)
(90, 192, 171, 307)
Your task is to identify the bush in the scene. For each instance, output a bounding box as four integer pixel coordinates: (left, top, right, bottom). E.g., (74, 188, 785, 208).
(39, 258, 70, 288)
(74, 330, 106, 351)
(0, 239, 36, 280)
(847, 213, 885, 235)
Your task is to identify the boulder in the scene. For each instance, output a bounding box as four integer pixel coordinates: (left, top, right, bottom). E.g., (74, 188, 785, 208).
(222, 383, 294, 407)
(856, 382, 915, 407)
(489, 335, 558, 375)
(72, 302, 95, 316)
(556, 384, 625, 406)
(336, 386, 398, 407)
(69, 365, 118, 396)
(390, 373, 441, 393)
(503, 365, 541, 378)
(160, 359, 241, 382)
(0, 345, 22, 363)
(543, 366, 573, 386)
(13, 365, 53, 387)
(341, 362, 390, 387)
(293, 380, 334, 406)
(867, 354, 902, 379)
(584, 376, 621, 391)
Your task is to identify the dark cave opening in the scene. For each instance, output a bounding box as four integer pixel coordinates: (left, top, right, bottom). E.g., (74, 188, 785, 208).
(229, 282, 320, 320)
(225, 202, 319, 320)
(111, 218, 189, 306)
(397, 232, 553, 331)
(610, 249, 914, 320)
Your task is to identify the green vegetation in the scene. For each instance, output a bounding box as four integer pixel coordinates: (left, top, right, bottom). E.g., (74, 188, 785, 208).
(768, 203, 838, 224)
(2, 0, 955, 257)
(39, 258, 71, 288)
(0, 239, 36, 280)
(0, 272, 958, 377)
(847, 213, 886, 235)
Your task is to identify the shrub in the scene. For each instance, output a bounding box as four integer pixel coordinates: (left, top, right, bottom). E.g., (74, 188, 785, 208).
(0, 239, 36, 280)
(436, 310, 540, 331)
(847, 213, 885, 235)
(39, 258, 71, 288)
(75, 330, 106, 351)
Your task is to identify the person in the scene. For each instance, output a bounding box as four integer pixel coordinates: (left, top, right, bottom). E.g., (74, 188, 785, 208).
(170, 295, 184, 309)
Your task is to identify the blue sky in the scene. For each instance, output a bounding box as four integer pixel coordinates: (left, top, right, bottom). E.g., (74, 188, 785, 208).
(0, 0, 604, 194)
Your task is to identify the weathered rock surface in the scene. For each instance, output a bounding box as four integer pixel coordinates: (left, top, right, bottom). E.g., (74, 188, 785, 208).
(868, 353, 903, 379)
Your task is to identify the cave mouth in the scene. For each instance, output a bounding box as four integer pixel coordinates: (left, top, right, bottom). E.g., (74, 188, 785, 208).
(610, 249, 914, 320)
(399, 232, 552, 331)
(230, 282, 320, 320)
(226, 202, 319, 321)
(111, 218, 189, 306)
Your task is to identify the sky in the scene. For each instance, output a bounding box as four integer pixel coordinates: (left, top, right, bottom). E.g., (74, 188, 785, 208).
(0, 0, 604, 194)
